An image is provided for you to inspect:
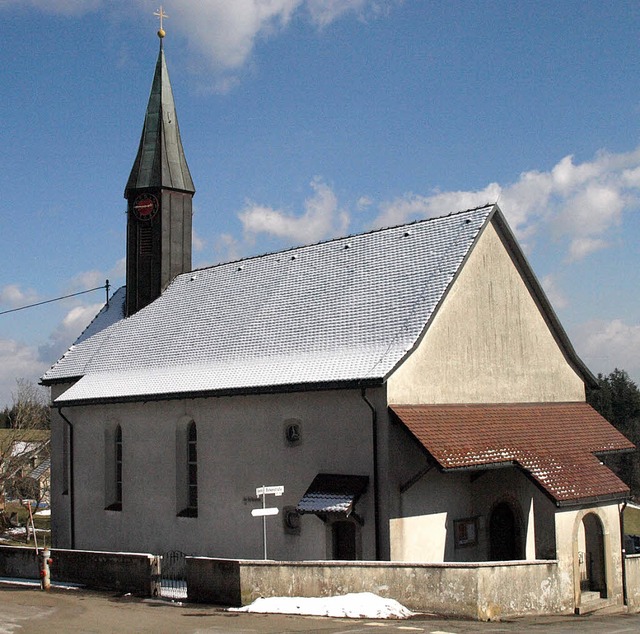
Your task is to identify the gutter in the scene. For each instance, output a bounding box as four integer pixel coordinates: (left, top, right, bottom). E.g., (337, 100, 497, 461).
(361, 388, 381, 560)
(51, 377, 383, 408)
(56, 407, 75, 550)
(621, 501, 628, 606)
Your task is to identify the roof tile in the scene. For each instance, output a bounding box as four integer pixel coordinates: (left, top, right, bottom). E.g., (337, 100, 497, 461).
(44, 206, 493, 403)
(390, 402, 634, 505)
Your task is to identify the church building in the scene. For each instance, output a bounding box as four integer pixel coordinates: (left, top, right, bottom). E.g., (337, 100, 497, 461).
(42, 29, 634, 612)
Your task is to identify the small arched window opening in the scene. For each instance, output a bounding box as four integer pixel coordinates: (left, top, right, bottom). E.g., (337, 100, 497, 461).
(105, 424, 123, 511)
(187, 421, 198, 513)
(115, 425, 123, 506)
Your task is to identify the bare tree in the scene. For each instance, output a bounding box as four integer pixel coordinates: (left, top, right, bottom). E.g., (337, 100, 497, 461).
(9, 379, 50, 430)
(0, 380, 50, 516)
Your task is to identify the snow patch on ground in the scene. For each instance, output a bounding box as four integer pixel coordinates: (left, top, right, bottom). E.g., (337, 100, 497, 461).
(230, 592, 415, 619)
(0, 527, 49, 543)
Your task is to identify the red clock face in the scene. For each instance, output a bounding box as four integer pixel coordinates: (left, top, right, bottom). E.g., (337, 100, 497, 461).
(132, 194, 159, 221)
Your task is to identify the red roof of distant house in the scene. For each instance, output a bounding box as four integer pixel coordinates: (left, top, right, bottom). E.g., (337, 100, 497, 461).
(390, 402, 634, 506)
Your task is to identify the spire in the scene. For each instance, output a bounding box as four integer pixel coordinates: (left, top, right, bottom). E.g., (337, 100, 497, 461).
(125, 38, 195, 196)
(124, 24, 195, 317)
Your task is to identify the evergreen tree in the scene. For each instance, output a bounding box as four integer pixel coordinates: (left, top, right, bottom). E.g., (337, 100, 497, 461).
(588, 369, 640, 499)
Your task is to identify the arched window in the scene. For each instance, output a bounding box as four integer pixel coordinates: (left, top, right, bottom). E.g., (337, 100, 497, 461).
(105, 423, 123, 511)
(115, 425, 123, 507)
(187, 421, 197, 512)
(176, 419, 198, 517)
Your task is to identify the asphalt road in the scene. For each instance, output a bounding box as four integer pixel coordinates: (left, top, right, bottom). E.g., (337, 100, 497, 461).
(2, 587, 640, 633)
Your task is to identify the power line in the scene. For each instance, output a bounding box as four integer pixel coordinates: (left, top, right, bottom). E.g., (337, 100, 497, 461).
(0, 281, 110, 316)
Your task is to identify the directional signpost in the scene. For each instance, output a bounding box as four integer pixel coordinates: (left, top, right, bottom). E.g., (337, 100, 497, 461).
(253, 484, 284, 560)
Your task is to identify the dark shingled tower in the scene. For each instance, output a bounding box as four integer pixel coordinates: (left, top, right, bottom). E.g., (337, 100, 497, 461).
(124, 29, 195, 316)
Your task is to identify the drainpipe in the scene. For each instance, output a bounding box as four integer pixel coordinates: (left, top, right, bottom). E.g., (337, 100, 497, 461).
(361, 388, 381, 561)
(620, 501, 628, 606)
(57, 407, 75, 549)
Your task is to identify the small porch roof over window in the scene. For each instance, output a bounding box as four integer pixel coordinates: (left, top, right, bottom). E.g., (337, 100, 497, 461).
(390, 402, 634, 507)
(296, 474, 369, 517)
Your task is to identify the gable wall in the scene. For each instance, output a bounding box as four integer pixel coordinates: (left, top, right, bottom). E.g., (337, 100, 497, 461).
(387, 220, 585, 404)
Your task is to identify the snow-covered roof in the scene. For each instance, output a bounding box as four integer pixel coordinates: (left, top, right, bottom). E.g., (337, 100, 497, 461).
(29, 458, 50, 481)
(297, 474, 369, 515)
(44, 205, 495, 404)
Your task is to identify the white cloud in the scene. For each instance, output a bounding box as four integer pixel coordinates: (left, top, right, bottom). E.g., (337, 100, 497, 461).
(373, 183, 501, 229)
(373, 147, 640, 262)
(164, 1, 393, 75)
(356, 196, 373, 211)
(37, 302, 104, 369)
(171, 0, 300, 72)
(239, 178, 349, 243)
(211, 233, 242, 265)
(306, 0, 395, 27)
(192, 229, 206, 252)
(68, 259, 126, 294)
(0, 0, 101, 15)
(540, 275, 568, 311)
(0, 300, 104, 409)
(567, 237, 610, 262)
(0, 284, 39, 310)
(0, 1, 394, 81)
(574, 319, 640, 384)
(0, 340, 48, 410)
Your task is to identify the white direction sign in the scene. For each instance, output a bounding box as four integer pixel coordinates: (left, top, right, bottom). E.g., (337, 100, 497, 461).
(251, 507, 279, 517)
(256, 485, 284, 497)
(253, 484, 285, 559)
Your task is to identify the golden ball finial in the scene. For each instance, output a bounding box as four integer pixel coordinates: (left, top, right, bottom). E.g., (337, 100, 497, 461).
(154, 7, 168, 39)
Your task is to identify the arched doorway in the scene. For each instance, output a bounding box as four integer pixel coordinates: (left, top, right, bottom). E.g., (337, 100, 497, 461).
(489, 501, 524, 560)
(332, 520, 357, 560)
(579, 513, 607, 597)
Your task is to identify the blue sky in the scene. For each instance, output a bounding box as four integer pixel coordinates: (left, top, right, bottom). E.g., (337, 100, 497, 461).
(1, 0, 639, 408)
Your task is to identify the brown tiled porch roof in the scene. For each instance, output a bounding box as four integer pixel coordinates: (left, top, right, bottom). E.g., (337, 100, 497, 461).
(390, 402, 634, 506)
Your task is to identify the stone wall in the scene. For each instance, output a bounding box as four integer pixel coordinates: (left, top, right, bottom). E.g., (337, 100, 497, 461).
(625, 554, 640, 611)
(187, 557, 566, 620)
(0, 545, 158, 596)
(0, 545, 39, 579)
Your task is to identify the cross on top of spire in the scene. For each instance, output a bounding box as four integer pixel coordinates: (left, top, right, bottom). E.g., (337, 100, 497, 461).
(154, 6, 168, 39)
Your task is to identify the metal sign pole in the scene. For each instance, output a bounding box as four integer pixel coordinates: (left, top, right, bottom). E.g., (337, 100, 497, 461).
(262, 485, 267, 560)
(252, 485, 284, 561)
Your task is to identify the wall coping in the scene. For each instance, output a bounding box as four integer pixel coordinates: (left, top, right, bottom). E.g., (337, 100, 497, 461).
(52, 548, 155, 558)
(0, 545, 155, 559)
(187, 557, 559, 569)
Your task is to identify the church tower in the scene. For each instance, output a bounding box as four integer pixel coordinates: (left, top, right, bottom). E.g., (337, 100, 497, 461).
(124, 26, 195, 316)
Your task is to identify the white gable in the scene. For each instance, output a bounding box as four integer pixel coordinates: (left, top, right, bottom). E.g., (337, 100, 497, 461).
(388, 219, 586, 403)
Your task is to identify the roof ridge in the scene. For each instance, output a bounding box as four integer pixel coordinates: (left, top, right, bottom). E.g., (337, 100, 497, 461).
(188, 204, 496, 276)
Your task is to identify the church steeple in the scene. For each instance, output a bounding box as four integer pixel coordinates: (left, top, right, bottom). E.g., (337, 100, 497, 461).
(124, 26, 195, 317)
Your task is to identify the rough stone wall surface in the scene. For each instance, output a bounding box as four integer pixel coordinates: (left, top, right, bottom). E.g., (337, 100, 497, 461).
(625, 555, 640, 612)
(0, 545, 156, 595)
(187, 557, 568, 619)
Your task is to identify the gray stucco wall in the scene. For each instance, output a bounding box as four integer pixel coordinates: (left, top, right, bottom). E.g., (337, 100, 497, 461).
(52, 387, 383, 560)
(390, 462, 557, 563)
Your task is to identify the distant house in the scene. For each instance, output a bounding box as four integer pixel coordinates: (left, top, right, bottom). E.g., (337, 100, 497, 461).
(0, 430, 50, 508)
(42, 34, 634, 615)
(26, 458, 50, 506)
